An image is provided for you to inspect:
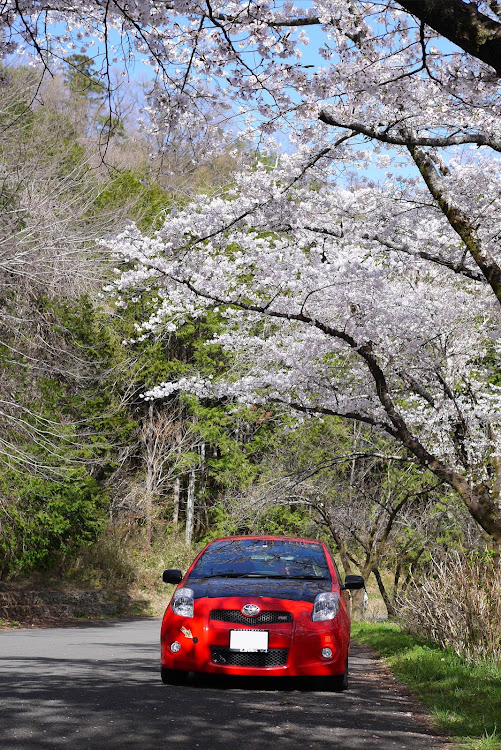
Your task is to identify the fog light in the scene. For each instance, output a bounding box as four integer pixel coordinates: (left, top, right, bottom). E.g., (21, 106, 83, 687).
(170, 641, 181, 653)
(321, 647, 333, 659)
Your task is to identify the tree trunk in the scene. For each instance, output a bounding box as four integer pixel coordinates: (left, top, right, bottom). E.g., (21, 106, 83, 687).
(173, 419, 183, 527)
(350, 587, 367, 621)
(144, 402, 155, 547)
(173, 477, 180, 528)
(196, 442, 206, 535)
(185, 467, 195, 546)
(396, 0, 501, 76)
(372, 567, 396, 618)
(144, 492, 153, 546)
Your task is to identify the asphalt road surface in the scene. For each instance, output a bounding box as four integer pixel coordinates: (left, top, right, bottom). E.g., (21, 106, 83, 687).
(0, 619, 448, 750)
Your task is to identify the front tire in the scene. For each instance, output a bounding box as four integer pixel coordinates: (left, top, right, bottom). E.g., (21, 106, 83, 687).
(325, 657, 348, 691)
(161, 667, 188, 685)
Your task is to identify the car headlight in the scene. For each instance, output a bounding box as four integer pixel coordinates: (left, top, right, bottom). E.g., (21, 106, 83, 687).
(171, 587, 194, 618)
(312, 592, 340, 621)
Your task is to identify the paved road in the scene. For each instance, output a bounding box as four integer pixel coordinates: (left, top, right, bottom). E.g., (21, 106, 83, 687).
(0, 619, 448, 750)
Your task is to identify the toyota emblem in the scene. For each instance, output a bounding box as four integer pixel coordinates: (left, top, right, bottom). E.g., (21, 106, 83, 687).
(241, 603, 261, 617)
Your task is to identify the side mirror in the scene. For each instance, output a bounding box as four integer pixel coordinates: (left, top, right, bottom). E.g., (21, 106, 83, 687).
(342, 574, 365, 590)
(162, 569, 183, 584)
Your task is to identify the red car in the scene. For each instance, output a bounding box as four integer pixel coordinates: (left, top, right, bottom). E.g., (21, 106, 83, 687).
(160, 535, 364, 689)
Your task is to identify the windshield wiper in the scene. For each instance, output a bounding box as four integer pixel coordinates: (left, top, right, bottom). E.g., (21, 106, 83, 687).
(198, 572, 253, 578)
(194, 572, 329, 580)
(241, 573, 329, 581)
(212, 573, 292, 578)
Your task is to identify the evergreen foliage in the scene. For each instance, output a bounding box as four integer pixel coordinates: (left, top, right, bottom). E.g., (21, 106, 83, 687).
(64, 54, 105, 98)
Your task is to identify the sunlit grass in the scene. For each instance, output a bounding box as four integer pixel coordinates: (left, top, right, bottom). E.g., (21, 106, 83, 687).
(352, 622, 501, 750)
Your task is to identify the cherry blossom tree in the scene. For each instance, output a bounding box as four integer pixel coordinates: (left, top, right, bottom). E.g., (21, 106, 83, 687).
(5, 2, 501, 547)
(105, 150, 501, 547)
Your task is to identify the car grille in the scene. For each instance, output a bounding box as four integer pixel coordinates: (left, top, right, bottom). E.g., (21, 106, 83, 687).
(211, 647, 288, 667)
(210, 609, 292, 625)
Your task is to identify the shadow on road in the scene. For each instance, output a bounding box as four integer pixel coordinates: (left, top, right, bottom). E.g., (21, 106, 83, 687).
(0, 623, 448, 750)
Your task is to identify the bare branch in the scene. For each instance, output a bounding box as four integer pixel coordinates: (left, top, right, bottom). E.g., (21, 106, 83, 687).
(318, 111, 501, 152)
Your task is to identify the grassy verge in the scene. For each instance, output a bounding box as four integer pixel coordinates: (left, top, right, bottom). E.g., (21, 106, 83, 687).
(352, 622, 501, 750)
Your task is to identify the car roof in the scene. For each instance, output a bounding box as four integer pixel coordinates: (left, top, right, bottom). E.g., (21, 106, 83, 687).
(206, 535, 325, 545)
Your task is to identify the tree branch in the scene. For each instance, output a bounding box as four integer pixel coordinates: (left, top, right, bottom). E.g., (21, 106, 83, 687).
(407, 142, 501, 306)
(396, 0, 501, 76)
(318, 111, 501, 152)
(368, 234, 485, 283)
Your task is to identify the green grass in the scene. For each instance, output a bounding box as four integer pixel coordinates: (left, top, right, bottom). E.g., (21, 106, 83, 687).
(352, 622, 501, 750)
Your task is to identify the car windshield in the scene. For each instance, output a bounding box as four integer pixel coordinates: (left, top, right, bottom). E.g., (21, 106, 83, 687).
(189, 539, 331, 580)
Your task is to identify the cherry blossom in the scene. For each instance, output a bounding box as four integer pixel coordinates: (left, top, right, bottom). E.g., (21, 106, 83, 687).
(105, 145, 501, 544)
(5, 1, 501, 541)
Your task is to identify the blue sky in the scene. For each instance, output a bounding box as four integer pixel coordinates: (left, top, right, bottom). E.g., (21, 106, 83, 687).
(11, 10, 415, 183)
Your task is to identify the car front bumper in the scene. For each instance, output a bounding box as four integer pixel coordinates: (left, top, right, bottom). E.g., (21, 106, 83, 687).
(160, 594, 350, 677)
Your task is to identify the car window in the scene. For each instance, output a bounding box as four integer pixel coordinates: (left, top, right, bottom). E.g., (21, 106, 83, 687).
(189, 539, 331, 580)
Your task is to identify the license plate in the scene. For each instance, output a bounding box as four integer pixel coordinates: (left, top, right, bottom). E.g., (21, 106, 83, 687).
(229, 629, 269, 652)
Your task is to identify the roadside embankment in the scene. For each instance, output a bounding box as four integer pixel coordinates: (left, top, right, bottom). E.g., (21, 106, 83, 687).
(0, 584, 151, 627)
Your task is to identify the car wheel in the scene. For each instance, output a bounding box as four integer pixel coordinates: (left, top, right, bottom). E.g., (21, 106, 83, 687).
(325, 658, 348, 691)
(161, 667, 188, 685)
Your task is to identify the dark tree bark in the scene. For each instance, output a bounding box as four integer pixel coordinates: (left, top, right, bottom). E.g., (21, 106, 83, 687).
(372, 568, 396, 617)
(397, 0, 501, 75)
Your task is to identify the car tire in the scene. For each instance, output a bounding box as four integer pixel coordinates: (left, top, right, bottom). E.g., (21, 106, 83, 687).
(161, 667, 188, 685)
(325, 658, 348, 691)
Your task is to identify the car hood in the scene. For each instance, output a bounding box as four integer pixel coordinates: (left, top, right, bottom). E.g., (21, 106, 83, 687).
(185, 576, 332, 603)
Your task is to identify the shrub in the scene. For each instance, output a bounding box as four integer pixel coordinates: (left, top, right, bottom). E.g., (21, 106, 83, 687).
(68, 525, 199, 594)
(398, 552, 501, 664)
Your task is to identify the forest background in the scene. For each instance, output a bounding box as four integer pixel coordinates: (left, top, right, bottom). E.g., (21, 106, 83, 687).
(1, 1, 500, 669)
